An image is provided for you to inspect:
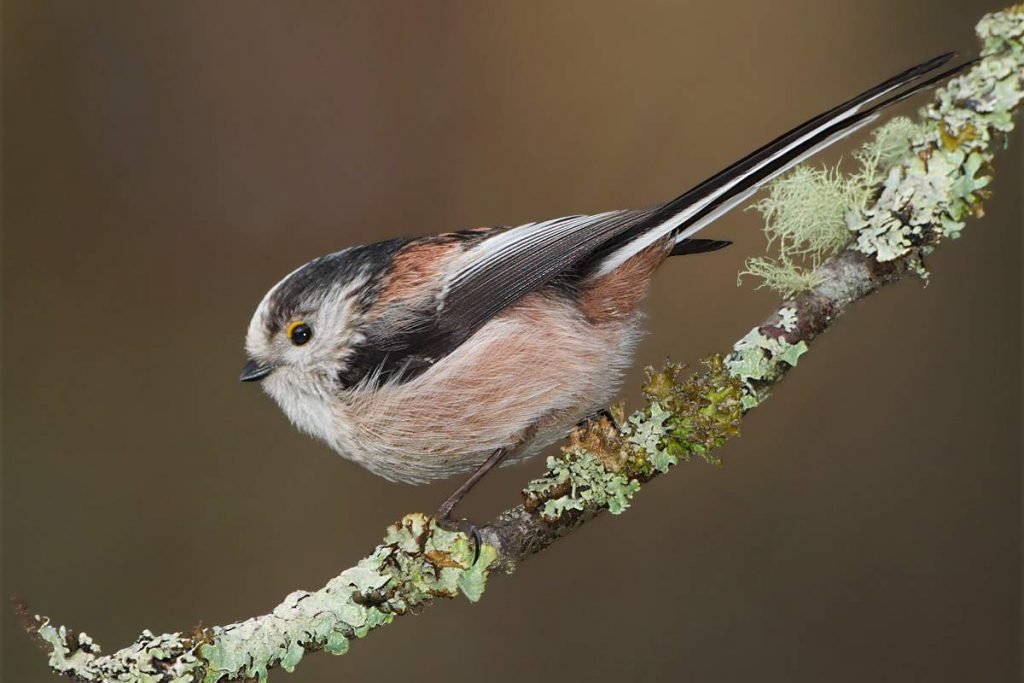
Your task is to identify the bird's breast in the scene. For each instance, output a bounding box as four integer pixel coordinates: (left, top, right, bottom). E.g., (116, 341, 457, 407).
(322, 291, 647, 484)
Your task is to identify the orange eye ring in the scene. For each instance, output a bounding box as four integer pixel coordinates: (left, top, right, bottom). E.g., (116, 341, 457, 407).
(286, 320, 312, 346)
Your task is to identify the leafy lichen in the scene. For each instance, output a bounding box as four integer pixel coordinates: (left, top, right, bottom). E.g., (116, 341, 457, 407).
(778, 306, 799, 333)
(978, 4, 1024, 58)
(33, 621, 200, 683)
(628, 402, 676, 471)
(523, 450, 642, 521)
(32, 514, 496, 683)
(197, 513, 496, 682)
(851, 22, 1023, 262)
(726, 326, 810, 409)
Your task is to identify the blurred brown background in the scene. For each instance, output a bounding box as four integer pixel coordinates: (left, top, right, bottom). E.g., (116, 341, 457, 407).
(3, 1, 1020, 681)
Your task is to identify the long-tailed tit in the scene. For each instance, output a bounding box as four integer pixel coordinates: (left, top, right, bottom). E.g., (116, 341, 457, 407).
(241, 53, 968, 522)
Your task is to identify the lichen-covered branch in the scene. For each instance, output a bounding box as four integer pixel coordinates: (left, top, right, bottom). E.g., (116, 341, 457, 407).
(22, 6, 1024, 682)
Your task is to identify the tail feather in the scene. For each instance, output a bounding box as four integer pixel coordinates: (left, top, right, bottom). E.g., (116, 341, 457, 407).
(592, 53, 972, 277)
(670, 238, 732, 257)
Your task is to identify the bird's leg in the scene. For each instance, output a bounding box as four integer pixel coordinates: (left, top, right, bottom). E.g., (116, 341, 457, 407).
(436, 446, 510, 521)
(435, 446, 511, 564)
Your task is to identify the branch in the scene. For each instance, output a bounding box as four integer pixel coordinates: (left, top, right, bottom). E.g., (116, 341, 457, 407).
(22, 6, 1024, 682)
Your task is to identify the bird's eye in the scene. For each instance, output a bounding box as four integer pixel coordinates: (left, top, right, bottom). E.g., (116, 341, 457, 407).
(286, 321, 312, 346)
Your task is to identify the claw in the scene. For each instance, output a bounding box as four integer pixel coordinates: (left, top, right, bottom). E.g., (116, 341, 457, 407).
(469, 525, 482, 565)
(434, 513, 483, 566)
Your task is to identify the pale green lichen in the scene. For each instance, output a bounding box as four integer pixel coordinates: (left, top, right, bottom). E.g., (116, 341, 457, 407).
(778, 306, 799, 333)
(198, 514, 496, 682)
(628, 402, 676, 472)
(32, 514, 495, 683)
(35, 622, 199, 683)
(738, 256, 824, 302)
(726, 326, 810, 409)
(739, 165, 855, 296)
(523, 450, 642, 521)
(740, 117, 923, 296)
(522, 357, 743, 522)
(978, 5, 1024, 58)
(851, 16, 1023, 262)
(853, 117, 927, 188)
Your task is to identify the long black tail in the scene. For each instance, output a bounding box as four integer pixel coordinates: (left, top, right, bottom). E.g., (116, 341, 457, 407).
(592, 52, 974, 276)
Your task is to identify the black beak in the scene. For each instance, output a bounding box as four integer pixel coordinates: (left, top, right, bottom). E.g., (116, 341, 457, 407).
(239, 359, 275, 383)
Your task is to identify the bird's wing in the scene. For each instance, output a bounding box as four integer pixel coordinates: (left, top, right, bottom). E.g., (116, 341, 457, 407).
(342, 208, 656, 387)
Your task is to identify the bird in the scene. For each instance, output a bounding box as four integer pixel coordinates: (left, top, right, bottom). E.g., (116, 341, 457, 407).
(240, 53, 968, 523)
